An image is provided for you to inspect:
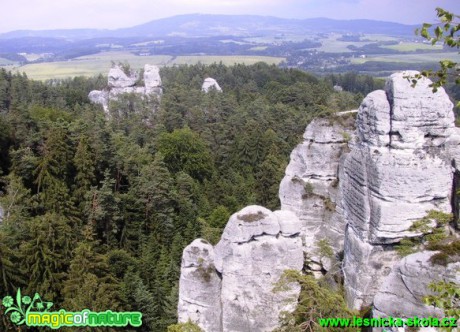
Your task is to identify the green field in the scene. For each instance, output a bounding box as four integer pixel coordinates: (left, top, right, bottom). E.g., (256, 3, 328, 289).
(362, 34, 399, 42)
(381, 42, 443, 52)
(10, 52, 285, 80)
(314, 33, 369, 53)
(351, 52, 460, 64)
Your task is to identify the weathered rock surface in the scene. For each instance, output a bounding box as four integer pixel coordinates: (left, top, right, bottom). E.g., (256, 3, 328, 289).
(108, 66, 137, 88)
(279, 117, 355, 270)
(202, 77, 222, 93)
(177, 239, 222, 332)
(88, 64, 163, 115)
(88, 90, 109, 113)
(342, 71, 456, 309)
(178, 206, 303, 332)
(144, 64, 162, 94)
(178, 70, 460, 331)
(373, 251, 460, 319)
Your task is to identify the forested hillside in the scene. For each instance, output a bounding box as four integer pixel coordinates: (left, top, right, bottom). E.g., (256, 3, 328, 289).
(0, 63, 383, 331)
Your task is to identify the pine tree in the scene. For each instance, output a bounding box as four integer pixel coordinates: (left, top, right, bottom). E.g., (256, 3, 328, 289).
(72, 135, 96, 205)
(19, 213, 74, 302)
(134, 154, 176, 244)
(256, 144, 286, 210)
(86, 169, 122, 246)
(62, 237, 121, 312)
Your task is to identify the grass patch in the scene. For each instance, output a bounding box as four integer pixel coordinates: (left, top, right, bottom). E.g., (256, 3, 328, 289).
(316, 238, 334, 259)
(302, 182, 315, 199)
(237, 210, 267, 223)
(323, 197, 336, 212)
(427, 240, 460, 266)
(381, 42, 443, 52)
(171, 55, 284, 66)
(351, 52, 460, 64)
(196, 258, 215, 283)
(314, 33, 369, 53)
(396, 210, 452, 257)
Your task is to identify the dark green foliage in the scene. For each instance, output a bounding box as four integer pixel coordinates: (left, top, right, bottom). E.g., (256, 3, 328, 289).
(0, 63, 369, 331)
(158, 127, 214, 182)
(428, 240, 460, 266)
(273, 270, 358, 332)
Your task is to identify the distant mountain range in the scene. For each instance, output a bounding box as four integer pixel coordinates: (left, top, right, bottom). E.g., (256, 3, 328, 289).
(0, 14, 418, 40)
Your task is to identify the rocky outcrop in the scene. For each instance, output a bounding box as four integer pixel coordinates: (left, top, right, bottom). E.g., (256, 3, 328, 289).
(178, 70, 460, 331)
(88, 64, 162, 115)
(144, 64, 163, 94)
(108, 66, 138, 88)
(279, 116, 355, 273)
(202, 78, 222, 93)
(177, 239, 222, 332)
(373, 251, 460, 319)
(178, 206, 303, 332)
(342, 71, 456, 309)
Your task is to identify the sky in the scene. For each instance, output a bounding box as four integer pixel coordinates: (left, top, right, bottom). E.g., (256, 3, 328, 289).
(0, 0, 459, 33)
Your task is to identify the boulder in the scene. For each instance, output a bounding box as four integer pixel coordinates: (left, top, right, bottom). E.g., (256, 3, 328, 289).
(88, 90, 109, 113)
(202, 78, 222, 93)
(108, 65, 137, 88)
(144, 64, 162, 94)
(178, 206, 303, 332)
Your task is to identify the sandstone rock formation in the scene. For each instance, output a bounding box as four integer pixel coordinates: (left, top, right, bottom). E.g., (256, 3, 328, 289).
(108, 65, 138, 88)
(88, 64, 163, 114)
(177, 239, 222, 332)
(341, 71, 456, 309)
(178, 206, 303, 332)
(373, 251, 460, 319)
(178, 70, 460, 331)
(202, 77, 222, 93)
(279, 116, 355, 274)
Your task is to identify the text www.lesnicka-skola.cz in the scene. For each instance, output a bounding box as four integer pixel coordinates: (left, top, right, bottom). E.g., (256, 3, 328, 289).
(319, 316, 458, 328)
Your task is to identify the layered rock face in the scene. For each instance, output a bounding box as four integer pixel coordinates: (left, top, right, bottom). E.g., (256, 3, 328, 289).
(177, 239, 222, 332)
(373, 251, 460, 319)
(342, 72, 456, 309)
(88, 64, 163, 114)
(279, 116, 355, 273)
(178, 206, 303, 332)
(202, 77, 222, 93)
(178, 71, 460, 330)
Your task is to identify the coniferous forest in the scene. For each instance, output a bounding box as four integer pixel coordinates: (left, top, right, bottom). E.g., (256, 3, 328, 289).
(0, 63, 385, 331)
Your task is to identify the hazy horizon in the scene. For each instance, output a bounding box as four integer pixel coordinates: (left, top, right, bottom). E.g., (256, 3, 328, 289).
(1, 0, 459, 34)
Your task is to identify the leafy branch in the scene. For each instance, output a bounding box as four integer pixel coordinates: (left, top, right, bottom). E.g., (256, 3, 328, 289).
(411, 7, 460, 106)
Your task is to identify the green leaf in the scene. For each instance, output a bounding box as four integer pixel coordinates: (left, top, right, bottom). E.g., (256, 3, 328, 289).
(16, 288, 22, 310)
(435, 26, 443, 38)
(421, 27, 430, 39)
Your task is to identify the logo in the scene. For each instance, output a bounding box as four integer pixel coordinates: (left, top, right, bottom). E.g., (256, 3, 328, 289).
(2, 289, 142, 329)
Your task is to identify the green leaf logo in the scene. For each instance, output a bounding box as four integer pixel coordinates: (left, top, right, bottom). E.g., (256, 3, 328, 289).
(1, 289, 52, 326)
